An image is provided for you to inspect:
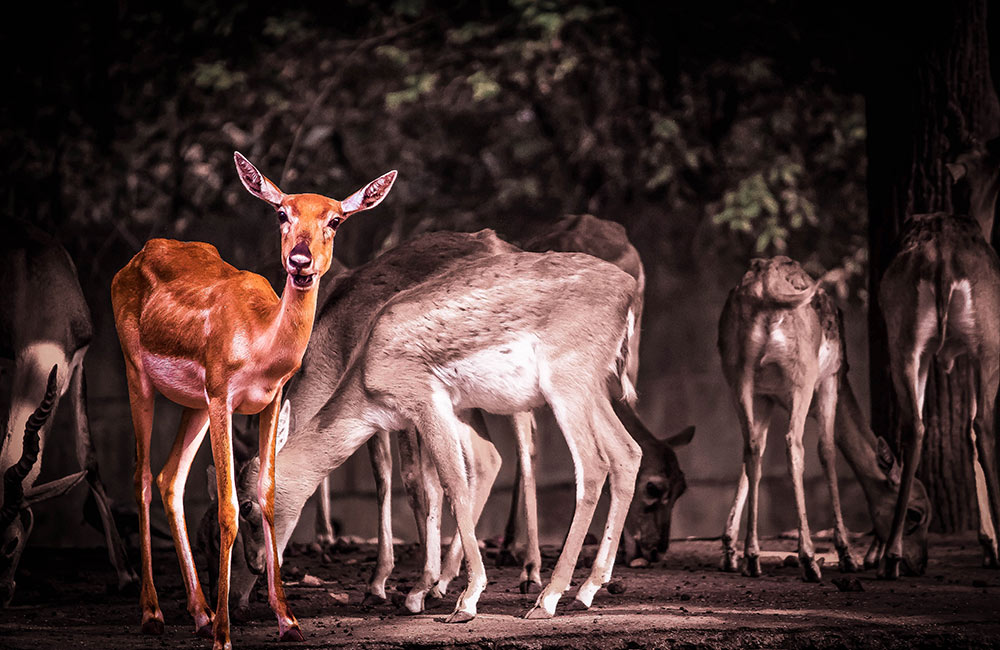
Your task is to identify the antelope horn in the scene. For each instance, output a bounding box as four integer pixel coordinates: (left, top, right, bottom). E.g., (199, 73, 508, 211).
(0, 365, 58, 529)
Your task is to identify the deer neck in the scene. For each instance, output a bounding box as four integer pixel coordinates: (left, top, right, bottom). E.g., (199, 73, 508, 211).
(834, 374, 887, 504)
(264, 275, 320, 371)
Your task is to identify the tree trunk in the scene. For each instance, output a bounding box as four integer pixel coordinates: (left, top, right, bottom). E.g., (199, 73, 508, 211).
(866, 0, 999, 532)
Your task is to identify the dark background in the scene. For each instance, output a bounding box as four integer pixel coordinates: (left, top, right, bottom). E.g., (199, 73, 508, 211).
(0, 1, 992, 547)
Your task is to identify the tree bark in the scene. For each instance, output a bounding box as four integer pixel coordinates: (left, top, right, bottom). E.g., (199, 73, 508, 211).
(866, 0, 999, 532)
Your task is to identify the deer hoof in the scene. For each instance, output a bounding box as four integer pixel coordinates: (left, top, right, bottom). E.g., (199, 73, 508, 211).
(877, 556, 901, 580)
(445, 610, 475, 624)
(524, 605, 553, 619)
(983, 547, 1000, 569)
(361, 592, 387, 608)
(280, 626, 305, 642)
(566, 598, 590, 611)
(838, 553, 861, 574)
(742, 555, 761, 577)
(141, 618, 164, 635)
(519, 580, 541, 594)
(801, 558, 822, 582)
(196, 623, 214, 639)
(721, 552, 739, 573)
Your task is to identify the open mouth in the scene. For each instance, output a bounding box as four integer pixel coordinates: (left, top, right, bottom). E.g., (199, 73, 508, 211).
(289, 272, 315, 289)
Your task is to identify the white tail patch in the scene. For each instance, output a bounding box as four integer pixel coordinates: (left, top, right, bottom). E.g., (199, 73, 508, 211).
(615, 308, 638, 405)
(276, 399, 291, 453)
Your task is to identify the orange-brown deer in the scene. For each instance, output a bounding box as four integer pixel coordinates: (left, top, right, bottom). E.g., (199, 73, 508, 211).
(111, 153, 394, 649)
(878, 212, 1000, 578)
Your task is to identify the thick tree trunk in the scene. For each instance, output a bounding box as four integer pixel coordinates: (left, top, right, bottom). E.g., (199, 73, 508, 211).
(866, 0, 999, 532)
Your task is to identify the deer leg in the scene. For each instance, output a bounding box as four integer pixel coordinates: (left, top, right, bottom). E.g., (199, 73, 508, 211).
(738, 388, 771, 578)
(207, 399, 238, 650)
(573, 398, 642, 609)
(512, 411, 542, 592)
(526, 394, 608, 619)
(402, 426, 445, 614)
(815, 375, 859, 573)
(438, 411, 501, 597)
(417, 395, 487, 623)
(365, 430, 395, 602)
(156, 407, 213, 637)
(722, 396, 771, 574)
(68, 363, 138, 591)
(121, 365, 162, 635)
(785, 378, 821, 582)
(864, 538, 883, 570)
(972, 357, 1000, 569)
(257, 395, 301, 642)
(314, 477, 335, 547)
(880, 353, 928, 580)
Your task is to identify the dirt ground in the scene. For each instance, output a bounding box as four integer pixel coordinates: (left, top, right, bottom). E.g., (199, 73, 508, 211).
(2, 532, 1000, 649)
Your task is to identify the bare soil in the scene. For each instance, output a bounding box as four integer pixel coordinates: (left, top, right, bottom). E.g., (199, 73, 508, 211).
(2, 533, 1000, 649)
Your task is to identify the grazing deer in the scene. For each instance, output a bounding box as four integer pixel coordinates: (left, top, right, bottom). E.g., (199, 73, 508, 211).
(255, 251, 640, 622)
(718, 257, 859, 581)
(519, 214, 693, 568)
(878, 212, 1000, 579)
(111, 152, 394, 649)
(0, 222, 136, 606)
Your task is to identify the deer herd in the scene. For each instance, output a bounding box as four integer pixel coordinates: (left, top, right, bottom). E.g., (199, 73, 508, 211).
(0, 144, 998, 649)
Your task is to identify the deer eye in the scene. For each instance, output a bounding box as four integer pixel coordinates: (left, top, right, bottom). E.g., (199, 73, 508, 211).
(239, 501, 255, 518)
(328, 216, 342, 230)
(277, 210, 289, 224)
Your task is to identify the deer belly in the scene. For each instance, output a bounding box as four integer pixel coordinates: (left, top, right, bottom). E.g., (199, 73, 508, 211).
(433, 339, 544, 414)
(142, 352, 208, 407)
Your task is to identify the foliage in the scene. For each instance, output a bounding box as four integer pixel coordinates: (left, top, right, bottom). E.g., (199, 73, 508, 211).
(2, 0, 869, 301)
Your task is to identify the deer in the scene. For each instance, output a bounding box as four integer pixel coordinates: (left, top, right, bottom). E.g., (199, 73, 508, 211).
(110, 152, 395, 649)
(238, 250, 641, 622)
(212, 218, 693, 615)
(0, 221, 136, 606)
(717, 255, 932, 578)
(878, 212, 1000, 579)
(718, 256, 860, 581)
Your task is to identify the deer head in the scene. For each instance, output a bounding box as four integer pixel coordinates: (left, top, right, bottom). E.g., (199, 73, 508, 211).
(234, 152, 396, 291)
(0, 366, 58, 606)
(623, 424, 696, 565)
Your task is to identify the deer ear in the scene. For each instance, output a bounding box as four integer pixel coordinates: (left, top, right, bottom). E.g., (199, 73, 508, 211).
(276, 399, 291, 454)
(205, 465, 218, 502)
(664, 425, 695, 448)
(340, 170, 397, 216)
(234, 151, 284, 206)
(876, 437, 902, 486)
(946, 162, 967, 184)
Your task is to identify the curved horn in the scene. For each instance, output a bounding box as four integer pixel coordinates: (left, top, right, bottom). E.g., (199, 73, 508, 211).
(0, 365, 58, 529)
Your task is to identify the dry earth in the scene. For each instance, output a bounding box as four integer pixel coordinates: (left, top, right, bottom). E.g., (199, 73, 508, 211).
(2, 533, 1000, 649)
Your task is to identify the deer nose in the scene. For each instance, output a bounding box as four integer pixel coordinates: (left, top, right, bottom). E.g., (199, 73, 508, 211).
(288, 242, 312, 271)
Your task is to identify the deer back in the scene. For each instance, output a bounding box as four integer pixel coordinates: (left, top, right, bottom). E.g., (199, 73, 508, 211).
(287, 229, 518, 426)
(0, 221, 92, 359)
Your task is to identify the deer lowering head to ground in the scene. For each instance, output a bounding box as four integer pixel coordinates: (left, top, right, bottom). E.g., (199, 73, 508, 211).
(0, 222, 136, 606)
(878, 212, 1000, 579)
(718, 256, 859, 581)
(261, 251, 640, 622)
(111, 153, 394, 649)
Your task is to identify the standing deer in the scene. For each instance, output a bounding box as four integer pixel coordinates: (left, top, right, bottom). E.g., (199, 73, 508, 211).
(878, 212, 1000, 579)
(111, 152, 394, 649)
(1, 221, 136, 606)
(254, 251, 640, 622)
(717, 255, 932, 577)
(718, 257, 859, 581)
